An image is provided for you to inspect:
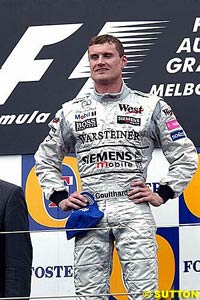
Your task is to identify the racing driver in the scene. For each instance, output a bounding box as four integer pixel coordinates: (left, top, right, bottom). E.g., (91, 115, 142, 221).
(34, 34, 198, 300)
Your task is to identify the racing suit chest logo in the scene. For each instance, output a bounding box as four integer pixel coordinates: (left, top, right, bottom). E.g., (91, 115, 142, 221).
(119, 104, 144, 114)
(75, 118, 97, 131)
(117, 115, 141, 126)
(75, 111, 96, 120)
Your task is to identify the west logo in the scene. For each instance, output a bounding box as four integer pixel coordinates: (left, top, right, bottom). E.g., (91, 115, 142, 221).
(119, 104, 144, 114)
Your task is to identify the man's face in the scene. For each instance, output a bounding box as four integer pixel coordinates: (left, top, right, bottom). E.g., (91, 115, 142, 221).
(88, 42, 127, 86)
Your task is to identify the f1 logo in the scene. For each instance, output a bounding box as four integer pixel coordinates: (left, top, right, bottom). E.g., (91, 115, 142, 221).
(0, 21, 167, 105)
(0, 24, 82, 105)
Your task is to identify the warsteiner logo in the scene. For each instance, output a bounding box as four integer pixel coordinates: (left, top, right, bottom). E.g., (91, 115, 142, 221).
(78, 130, 140, 144)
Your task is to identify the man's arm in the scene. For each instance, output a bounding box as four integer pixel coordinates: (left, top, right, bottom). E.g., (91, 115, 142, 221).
(35, 106, 89, 210)
(4, 185, 32, 298)
(153, 99, 198, 199)
(34, 108, 70, 203)
(128, 99, 198, 206)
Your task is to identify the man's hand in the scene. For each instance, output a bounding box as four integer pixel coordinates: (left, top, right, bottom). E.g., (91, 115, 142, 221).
(128, 180, 164, 207)
(58, 191, 88, 211)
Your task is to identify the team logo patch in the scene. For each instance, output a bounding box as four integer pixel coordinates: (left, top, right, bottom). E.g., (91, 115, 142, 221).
(117, 116, 141, 126)
(163, 108, 173, 116)
(170, 130, 185, 141)
(166, 119, 180, 130)
(75, 118, 97, 131)
(81, 99, 92, 109)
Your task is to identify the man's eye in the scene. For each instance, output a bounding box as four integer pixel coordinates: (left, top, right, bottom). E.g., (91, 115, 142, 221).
(104, 54, 112, 58)
(90, 55, 98, 60)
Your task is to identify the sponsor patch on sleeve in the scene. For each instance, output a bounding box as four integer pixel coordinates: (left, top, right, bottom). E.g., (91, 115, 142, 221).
(170, 129, 186, 141)
(166, 119, 180, 130)
(162, 108, 173, 116)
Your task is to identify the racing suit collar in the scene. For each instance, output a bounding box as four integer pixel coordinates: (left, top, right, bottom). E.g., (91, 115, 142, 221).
(93, 81, 130, 102)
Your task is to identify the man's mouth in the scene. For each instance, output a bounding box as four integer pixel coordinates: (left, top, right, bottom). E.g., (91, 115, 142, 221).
(95, 68, 109, 73)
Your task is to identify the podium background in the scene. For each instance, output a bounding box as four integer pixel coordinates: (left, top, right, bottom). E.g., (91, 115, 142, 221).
(0, 0, 200, 298)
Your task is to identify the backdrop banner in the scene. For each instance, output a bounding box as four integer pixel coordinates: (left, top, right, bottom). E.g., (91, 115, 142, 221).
(0, 150, 199, 298)
(21, 150, 199, 298)
(0, 0, 199, 154)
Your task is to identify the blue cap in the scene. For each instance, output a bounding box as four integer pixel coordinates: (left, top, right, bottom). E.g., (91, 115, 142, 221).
(65, 192, 104, 240)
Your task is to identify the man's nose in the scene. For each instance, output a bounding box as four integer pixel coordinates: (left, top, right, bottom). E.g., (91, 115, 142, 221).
(97, 55, 105, 64)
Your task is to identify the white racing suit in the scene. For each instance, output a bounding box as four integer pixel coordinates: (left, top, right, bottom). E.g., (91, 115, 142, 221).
(35, 83, 198, 300)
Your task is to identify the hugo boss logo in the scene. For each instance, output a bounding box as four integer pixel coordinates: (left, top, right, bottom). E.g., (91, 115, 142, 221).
(75, 118, 97, 131)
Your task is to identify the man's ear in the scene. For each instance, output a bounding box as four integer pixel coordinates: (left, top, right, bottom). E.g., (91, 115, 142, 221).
(121, 55, 128, 69)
